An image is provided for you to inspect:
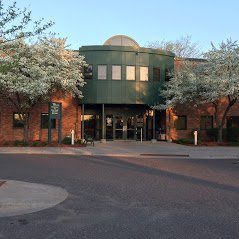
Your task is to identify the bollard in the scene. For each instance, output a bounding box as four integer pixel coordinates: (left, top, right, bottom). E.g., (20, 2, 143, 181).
(71, 130, 74, 145)
(194, 130, 197, 146)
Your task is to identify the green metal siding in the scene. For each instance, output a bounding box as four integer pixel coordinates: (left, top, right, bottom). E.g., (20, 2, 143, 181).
(79, 45, 174, 105)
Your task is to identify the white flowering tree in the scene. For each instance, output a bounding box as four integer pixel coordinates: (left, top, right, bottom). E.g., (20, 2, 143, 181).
(0, 38, 86, 142)
(0, 0, 53, 43)
(156, 39, 239, 143)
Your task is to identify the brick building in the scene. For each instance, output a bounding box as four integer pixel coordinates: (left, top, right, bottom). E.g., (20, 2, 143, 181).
(1, 35, 239, 143)
(0, 93, 81, 143)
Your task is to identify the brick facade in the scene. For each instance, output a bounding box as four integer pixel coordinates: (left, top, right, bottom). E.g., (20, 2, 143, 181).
(0, 93, 81, 143)
(167, 98, 239, 141)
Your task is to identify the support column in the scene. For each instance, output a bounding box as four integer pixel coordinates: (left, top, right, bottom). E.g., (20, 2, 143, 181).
(143, 114, 146, 141)
(151, 109, 157, 143)
(101, 104, 106, 143)
(81, 104, 84, 141)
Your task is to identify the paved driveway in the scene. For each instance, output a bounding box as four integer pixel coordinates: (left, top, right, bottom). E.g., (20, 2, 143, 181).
(0, 153, 238, 239)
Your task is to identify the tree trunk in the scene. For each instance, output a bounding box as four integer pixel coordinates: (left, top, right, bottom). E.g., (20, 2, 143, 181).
(23, 123, 29, 143)
(23, 113, 30, 143)
(217, 97, 237, 143)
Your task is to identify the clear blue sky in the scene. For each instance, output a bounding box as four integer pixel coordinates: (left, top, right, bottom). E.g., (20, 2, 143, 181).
(15, 0, 239, 52)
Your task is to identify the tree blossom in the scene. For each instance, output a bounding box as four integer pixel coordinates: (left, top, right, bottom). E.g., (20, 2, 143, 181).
(0, 38, 86, 141)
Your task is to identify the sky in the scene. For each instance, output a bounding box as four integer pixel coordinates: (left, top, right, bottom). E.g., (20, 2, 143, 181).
(12, 0, 239, 52)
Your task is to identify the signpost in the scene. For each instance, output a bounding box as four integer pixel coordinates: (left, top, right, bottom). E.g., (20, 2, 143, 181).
(48, 102, 62, 144)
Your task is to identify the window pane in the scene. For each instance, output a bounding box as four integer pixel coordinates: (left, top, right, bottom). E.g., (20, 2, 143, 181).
(98, 65, 107, 80)
(84, 64, 93, 80)
(140, 67, 148, 81)
(41, 113, 56, 129)
(126, 66, 135, 80)
(13, 113, 25, 128)
(200, 116, 213, 130)
(112, 65, 121, 80)
(153, 67, 160, 81)
(174, 116, 187, 130)
(227, 116, 239, 128)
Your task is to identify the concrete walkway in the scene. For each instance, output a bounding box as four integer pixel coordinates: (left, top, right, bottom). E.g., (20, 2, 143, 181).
(0, 180, 68, 217)
(1, 141, 239, 159)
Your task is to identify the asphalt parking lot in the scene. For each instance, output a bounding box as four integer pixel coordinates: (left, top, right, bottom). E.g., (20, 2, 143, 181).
(0, 153, 238, 239)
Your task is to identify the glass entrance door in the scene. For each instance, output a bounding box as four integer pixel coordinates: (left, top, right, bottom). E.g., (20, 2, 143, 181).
(106, 115, 113, 140)
(127, 117, 135, 139)
(115, 116, 123, 139)
(136, 115, 144, 140)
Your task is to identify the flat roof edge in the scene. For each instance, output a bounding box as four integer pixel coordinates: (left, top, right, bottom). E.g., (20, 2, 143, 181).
(79, 45, 175, 57)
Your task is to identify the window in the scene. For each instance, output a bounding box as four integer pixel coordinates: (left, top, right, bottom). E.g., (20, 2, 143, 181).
(140, 66, 148, 81)
(126, 66, 135, 80)
(165, 69, 172, 81)
(174, 116, 187, 130)
(13, 113, 25, 128)
(200, 116, 213, 130)
(153, 67, 160, 81)
(98, 65, 107, 80)
(41, 113, 56, 129)
(227, 116, 239, 128)
(112, 65, 121, 80)
(84, 64, 93, 80)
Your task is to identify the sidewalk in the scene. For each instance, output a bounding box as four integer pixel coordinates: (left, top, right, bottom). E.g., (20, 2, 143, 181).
(1, 141, 239, 159)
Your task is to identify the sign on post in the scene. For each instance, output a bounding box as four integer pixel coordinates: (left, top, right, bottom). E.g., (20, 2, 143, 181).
(48, 102, 62, 144)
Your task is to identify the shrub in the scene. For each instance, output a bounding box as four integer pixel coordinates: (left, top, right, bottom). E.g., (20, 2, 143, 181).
(41, 142, 48, 146)
(173, 138, 194, 145)
(62, 136, 72, 144)
(206, 128, 218, 141)
(226, 127, 239, 142)
(206, 127, 239, 142)
(13, 140, 28, 146)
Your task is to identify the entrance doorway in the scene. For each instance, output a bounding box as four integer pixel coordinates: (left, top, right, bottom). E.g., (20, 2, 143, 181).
(115, 116, 123, 139)
(82, 104, 164, 141)
(127, 117, 135, 140)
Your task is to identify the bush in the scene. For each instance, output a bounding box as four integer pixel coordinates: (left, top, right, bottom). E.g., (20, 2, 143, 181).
(206, 127, 239, 142)
(13, 140, 29, 146)
(62, 136, 72, 144)
(226, 127, 239, 142)
(173, 138, 194, 145)
(32, 142, 38, 147)
(206, 128, 218, 141)
(41, 142, 48, 146)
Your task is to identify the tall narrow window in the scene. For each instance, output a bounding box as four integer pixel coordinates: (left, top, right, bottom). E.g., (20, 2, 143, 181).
(200, 116, 213, 130)
(153, 67, 160, 81)
(140, 66, 148, 81)
(98, 65, 107, 80)
(84, 64, 93, 80)
(173, 115, 187, 130)
(126, 66, 135, 80)
(227, 116, 239, 128)
(112, 65, 121, 80)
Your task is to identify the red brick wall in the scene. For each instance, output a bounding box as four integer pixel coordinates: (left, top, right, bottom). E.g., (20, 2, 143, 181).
(0, 93, 81, 142)
(167, 98, 239, 141)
